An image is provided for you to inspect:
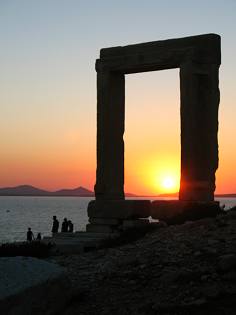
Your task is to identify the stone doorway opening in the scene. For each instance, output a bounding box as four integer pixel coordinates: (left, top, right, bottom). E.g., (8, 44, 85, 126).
(125, 69, 180, 196)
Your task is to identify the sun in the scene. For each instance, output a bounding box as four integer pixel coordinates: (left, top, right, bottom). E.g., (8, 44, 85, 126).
(154, 170, 180, 194)
(162, 177, 175, 190)
(144, 158, 180, 194)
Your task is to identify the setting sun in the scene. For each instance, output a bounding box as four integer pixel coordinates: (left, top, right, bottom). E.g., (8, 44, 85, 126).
(141, 156, 180, 195)
(162, 177, 175, 190)
(156, 171, 179, 193)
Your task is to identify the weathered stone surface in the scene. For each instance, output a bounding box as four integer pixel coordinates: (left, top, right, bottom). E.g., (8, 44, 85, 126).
(43, 231, 119, 254)
(218, 254, 236, 272)
(151, 200, 221, 224)
(88, 200, 151, 219)
(179, 62, 220, 201)
(86, 223, 117, 233)
(122, 219, 150, 230)
(95, 71, 125, 200)
(0, 256, 70, 315)
(98, 34, 221, 73)
(89, 218, 121, 226)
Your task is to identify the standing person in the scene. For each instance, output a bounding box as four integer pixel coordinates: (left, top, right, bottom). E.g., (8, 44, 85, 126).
(52, 216, 59, 234)
(27, 228, 34, 242)
(61, 218, 68, 232)
(68, 220, 74, 233)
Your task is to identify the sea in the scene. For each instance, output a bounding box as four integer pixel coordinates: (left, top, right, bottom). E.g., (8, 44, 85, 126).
(0, 196, 235, 244)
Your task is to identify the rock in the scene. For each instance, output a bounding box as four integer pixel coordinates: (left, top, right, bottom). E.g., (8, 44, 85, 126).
(216, 216, 228, 227)
(86, 223, 116, 233)
(89, 218, 121, 226)
(204, 247, 218, 255)
(155, 221, 168, 228)
(201, 274, 209, 281)
(160, 270, 180, 283)
(183, 298, 207, 307)
(218, 254, 236, 272)
(202, 284, 220, 298)
(222, 271, 236, 281)
(122, 219, 150, 230)
(0, 256, 71, 315)
(207, 239, 219, 246)
(226, 208, 236, 219)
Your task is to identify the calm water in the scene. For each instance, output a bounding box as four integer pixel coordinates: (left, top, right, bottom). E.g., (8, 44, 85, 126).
(0, 196, 235, 244)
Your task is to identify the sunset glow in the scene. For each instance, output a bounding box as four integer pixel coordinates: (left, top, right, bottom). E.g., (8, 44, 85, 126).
(0, 2, 236, 195)
(154, 168, 180, 194)
(162, 177, 175, 190)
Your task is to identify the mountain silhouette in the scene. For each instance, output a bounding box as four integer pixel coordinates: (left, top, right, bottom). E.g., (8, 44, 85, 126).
(53, 186, 94, 196)
(0, 185, 138, 197)
(0, 185, 94, 197)
(0, 185, 50, 196)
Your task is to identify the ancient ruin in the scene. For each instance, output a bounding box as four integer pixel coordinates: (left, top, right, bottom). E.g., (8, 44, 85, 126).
(87, 34, 221, 229)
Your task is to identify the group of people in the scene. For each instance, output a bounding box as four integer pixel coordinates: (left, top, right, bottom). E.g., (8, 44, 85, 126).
(26, 216, 74, 242)
(52, 216, 74, 233)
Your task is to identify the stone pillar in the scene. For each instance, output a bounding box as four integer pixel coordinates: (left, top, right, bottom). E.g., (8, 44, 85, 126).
(179, 62, 220, 201)
(95, 70, 125, 200)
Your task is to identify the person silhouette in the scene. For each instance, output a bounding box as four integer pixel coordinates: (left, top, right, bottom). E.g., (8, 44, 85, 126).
(68, 220, 74, 233)
(36, 232, 42, 241)
(52, 216, 59, 234)
(61, 218, 68, 232)
(27, 228, 34, 242)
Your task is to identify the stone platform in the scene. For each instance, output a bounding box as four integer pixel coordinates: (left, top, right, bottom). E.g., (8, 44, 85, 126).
(43, 231, 120, 254)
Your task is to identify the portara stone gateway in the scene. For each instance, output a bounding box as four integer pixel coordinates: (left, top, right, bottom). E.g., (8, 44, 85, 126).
(87, 34, 221, 228)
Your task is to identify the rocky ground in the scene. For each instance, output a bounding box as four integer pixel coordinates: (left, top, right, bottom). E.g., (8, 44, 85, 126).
(49, 208, 236, 315)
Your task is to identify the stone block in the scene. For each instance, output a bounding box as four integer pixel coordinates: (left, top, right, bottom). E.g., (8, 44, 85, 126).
(100, 34, 221, 69)
(89, 218, 121, 226)
(88, 200, 151, 219)
(122, 219, 150, 230)
(86, 223, 116, 233)
(151, 200, 221, 224)
(0, 257, 71, 315)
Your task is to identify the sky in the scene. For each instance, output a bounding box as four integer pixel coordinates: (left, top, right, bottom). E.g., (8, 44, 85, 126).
(0, 0, 236, 195)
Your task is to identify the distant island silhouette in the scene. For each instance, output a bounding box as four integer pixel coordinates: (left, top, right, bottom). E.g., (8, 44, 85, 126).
(0, 185, 235, 198)
(0, 185, 136, 197)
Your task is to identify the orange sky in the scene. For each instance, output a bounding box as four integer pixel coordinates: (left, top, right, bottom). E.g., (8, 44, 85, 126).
(0, 1, 236, 195)
(1, 68, 235, 195)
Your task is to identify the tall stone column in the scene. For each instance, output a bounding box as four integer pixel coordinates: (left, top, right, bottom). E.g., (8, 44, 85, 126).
(179, 62, 220, 201)
(95, 70, 125, 200)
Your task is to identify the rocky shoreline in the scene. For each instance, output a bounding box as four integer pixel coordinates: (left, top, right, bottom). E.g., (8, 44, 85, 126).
(49, 208, 236, 314)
